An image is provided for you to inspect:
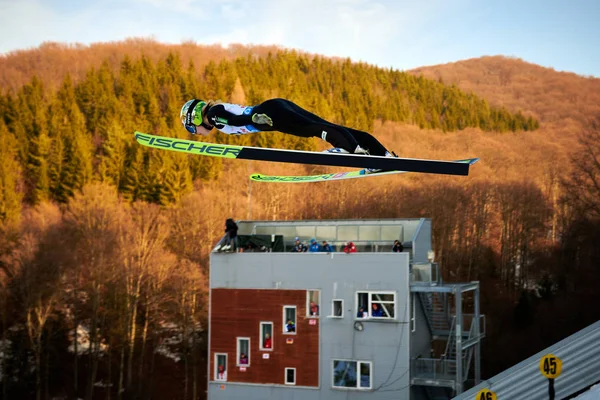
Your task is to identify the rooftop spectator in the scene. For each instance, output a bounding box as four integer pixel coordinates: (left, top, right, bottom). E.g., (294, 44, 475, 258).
(320, 240, 333, 252)
(291, 237, 308, 252)
(392, 240, 404, 252)
(215, 218, 238, 252)
(344, 241, 357, 253)
(309, 238, 320, 252)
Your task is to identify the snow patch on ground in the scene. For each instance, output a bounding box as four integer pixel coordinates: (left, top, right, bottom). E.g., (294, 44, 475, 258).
(93, 381, 113, 387)
(68, 325, 107, 355)
(8, 324, 24, 332)
(159, 321, 178, 330)
(155, 333, 182, 362)
(154, 320, 204, 363)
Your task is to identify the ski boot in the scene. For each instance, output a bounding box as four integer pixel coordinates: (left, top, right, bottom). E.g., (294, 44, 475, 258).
(360, 151, 398, 174)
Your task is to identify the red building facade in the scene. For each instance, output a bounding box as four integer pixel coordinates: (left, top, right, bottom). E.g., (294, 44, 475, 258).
(210, 288, 320, 387)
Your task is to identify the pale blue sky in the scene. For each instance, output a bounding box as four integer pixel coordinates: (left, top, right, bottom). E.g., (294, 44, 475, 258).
(1, 0, 599, 77)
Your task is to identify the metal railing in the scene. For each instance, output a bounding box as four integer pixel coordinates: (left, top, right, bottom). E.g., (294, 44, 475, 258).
(462, 314, 486, 342)
(411, 262, 441, 284)
(412, 358, 458, 382)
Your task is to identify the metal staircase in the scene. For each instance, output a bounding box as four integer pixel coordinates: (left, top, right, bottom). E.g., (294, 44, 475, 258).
(411, 278, 485, 397)
(419, 291, 451, 334)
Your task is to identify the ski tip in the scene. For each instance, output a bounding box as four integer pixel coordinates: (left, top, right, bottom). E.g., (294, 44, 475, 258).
(456, 157, 480, 165)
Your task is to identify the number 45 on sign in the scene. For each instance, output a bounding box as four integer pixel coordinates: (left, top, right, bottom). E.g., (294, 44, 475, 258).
(540, 354, 562, 379)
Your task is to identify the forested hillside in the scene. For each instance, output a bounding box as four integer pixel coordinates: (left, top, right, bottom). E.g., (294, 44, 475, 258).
(0, 50, 536, 213)
(410, 55, 600, 126)
(1, 42, 599, 400)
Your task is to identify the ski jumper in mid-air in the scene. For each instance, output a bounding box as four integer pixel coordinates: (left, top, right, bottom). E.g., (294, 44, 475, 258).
(180, 98, 397, 172)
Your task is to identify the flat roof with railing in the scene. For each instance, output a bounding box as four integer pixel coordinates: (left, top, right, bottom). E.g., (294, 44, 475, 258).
(234, 218, 428, 251)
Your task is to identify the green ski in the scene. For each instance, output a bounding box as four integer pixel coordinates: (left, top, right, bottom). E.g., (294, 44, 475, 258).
(250, 158, 480, 183)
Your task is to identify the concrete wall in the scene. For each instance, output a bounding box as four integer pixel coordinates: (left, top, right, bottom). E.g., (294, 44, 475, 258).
(209, 252, 413, 400)
(411, 219, 432, 264)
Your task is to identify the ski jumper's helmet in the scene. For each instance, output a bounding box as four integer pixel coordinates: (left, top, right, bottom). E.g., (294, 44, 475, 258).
(180, 99, 207, 133)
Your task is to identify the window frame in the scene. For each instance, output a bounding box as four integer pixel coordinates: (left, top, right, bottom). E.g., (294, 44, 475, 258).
(284, 367, 296, 385)
(331, 299, 344, 318)
(355, 291, 397, 320)
(331, 359, 373, 390)
(306, 289, 321, 318)
(214, 353, 228, 382)
(282, 305, 297, 335)
(259, 321, 274, 351)
(410, 293, 416, 332)
(236, 337, 251, 367)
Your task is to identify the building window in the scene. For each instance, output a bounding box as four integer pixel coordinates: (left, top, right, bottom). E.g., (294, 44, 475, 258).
(307, 290, 320, 317)
(332, 299, 344, 318)
(260, 322, 273, 351)
(236, 337, 250, 367)
(332, 360, 372, 390)
(214, 353, 227, 381)
(283, 306, 297, 334)
(356, 291, 396, 319)
(285, 368, 296, 385)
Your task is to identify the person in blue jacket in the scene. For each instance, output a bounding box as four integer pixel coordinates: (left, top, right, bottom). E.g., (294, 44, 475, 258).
(309, 238, 320, 252)
(320, 240, 333, 252)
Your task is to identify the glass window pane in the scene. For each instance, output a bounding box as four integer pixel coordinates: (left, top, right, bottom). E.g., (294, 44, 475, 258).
(284, 307, 296, 332)
(333, 360, 358, 388)
(275, 226, 296, 238)
(261, 323, 273, 349)
(308, 290, 320, 316)
(255, 226, 271, 235)
(359, 363, 371, 388)
(308, 290, 320, 304)
(358, 225, 380, 241)
(237, 339, 249, 365)
(337, 225, 358, 241)
(316, 226, 336, 241)
(295, 226, 316, 239)
(333, 300, 343, 317)
(381, 225, 403, 241)
(356, 293, 368, 318)
(371, 293, 395, 303)
(286, 368, 295, 384)
(216, 354, 227, 381)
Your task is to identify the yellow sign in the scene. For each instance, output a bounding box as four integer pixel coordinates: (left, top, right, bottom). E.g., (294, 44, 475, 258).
(539, 354, 562, 379)
(475, 389, 497, 400)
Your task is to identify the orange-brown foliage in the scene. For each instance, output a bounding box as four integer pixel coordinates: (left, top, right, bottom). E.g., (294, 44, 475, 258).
(410, 55, 600, 129)
(0, 39, 293, 92)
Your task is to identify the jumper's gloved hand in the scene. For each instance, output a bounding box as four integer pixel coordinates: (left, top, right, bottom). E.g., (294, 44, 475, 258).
(252, 113, 273, 126)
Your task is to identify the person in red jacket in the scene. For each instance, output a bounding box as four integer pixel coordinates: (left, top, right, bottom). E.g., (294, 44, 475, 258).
(344, 242, 357, 253)
(263, 333, 272, 349)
